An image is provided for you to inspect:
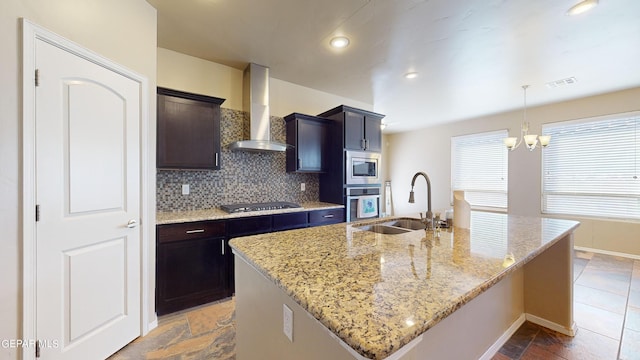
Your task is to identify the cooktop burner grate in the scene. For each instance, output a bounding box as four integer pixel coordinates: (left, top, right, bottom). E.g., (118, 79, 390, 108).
(220, 201, 301, 213)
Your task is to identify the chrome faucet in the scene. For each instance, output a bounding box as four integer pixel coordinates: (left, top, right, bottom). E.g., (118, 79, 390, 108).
(408, 172, 433, 230)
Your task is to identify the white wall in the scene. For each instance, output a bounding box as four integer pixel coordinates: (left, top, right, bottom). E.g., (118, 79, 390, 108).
(0, 1, 157, 359)
(385, 87, 640, 256)
(157, 48, 244, 110)
(270, 78, 373, 117)
(157, 48, 373, 116)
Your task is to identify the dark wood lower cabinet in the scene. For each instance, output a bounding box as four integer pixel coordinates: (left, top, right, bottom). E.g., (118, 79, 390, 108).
(273, 212, 308, 231)
(226, 215, 272, 237)
(309, 208, 344, 226)
(156, 220, 231, 316)
(225, 215, 273, 294)
(156, 208, 345, 315)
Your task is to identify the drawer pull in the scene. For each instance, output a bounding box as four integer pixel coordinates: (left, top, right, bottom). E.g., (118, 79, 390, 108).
(323, 214, 335, 218)
(185, 229, 205, 234)
(222, 240, 225, 255)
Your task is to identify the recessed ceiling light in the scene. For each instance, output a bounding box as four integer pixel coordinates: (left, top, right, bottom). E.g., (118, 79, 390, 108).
(567, 0, 598, 16)
(404, 72, 418, 79)
(330, 36, 350, 49)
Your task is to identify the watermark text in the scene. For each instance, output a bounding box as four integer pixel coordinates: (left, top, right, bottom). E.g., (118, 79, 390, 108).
(1, 339, 59, 349)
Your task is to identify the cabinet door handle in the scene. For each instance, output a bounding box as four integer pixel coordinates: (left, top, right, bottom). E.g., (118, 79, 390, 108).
(186, 229, 205, 234)
(297, 158, 301, 168)
(365, 139, 369, 150)
(323, 214, 335, 218)
(215, 152, 219, 167)
(222, 240, 225, 255)
(361, 139, 366, 150)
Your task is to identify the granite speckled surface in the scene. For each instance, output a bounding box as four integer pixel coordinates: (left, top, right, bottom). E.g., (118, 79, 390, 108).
(229, 211, 580, 360)
(156, 201, 343, 225)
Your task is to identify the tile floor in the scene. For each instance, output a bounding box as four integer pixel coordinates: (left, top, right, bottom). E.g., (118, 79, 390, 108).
(108, 298, 235, 360)
(493, 251, 640, 360)
(111, 251, 640, 359)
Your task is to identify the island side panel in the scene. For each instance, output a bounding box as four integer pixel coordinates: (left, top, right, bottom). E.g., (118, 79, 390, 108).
(523, 233, 575, 335)
(407, 269, 525, 360)
(234, 255, 360, 360)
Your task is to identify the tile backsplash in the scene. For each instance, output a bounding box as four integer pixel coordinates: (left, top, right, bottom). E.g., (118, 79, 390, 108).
(157, 108, 320, 212)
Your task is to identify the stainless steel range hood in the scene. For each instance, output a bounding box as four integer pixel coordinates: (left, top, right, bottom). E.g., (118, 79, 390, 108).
(228, 63, 289, 152)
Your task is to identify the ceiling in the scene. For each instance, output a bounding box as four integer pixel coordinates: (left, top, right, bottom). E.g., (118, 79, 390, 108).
(148, 0, 640, 133)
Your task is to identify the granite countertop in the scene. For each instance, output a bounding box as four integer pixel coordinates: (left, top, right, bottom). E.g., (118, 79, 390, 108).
(156, 201, 344, 225)
(229, 212, 580, 360)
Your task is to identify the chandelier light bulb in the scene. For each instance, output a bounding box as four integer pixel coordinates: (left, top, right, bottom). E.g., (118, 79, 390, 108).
(503, 137, 518, 150)
(538, 135, 551, 147)
(524, 134, 539, 151)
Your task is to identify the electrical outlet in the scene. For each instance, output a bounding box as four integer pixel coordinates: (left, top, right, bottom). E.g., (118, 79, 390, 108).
(300, 183, 305, 191)
(181, 184, 190, 195)
(283, 304, 293, 342)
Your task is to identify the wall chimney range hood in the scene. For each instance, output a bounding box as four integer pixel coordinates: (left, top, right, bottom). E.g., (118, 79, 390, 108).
(228, 63, 289, 152)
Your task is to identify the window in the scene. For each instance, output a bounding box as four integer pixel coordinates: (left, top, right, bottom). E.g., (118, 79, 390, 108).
(542, 112, 640, 220)
(451, 130, 508, 210)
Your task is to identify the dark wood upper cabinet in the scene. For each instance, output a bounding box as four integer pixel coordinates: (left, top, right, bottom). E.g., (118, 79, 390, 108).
(318, 105, 384, 152)
(317, 105, 385, 207)
(285, 113, 331, 173)
(157, 87, 225, 170)
(344, 111, 366, 150)
(363, 113, 383, 152)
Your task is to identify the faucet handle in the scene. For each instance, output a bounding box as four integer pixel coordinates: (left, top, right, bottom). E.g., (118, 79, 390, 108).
(419, 212, 424, 220)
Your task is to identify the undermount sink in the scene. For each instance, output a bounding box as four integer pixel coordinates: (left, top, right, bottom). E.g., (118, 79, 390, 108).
(356, 218, 428, 235)
(357, 224, 411, 235)
(387, 219, 425, 231)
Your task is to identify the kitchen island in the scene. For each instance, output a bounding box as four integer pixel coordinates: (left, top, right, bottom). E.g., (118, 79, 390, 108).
(229, 212, 580, 360)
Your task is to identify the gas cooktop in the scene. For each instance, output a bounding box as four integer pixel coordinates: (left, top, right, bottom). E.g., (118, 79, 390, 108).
(220, 201, 301, 213)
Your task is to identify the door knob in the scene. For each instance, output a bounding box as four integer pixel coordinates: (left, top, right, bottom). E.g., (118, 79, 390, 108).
(127, 219, 138, 228)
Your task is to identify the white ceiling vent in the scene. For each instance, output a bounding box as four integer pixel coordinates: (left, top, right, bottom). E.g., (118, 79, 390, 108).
(546, 77, 577, 89)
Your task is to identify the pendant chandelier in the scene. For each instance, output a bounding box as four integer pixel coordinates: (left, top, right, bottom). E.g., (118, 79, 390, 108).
(503, 85, 551, 151)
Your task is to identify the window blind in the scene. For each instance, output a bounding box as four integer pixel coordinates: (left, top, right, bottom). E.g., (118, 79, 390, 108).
(451, 130, 508, 210)
(542, 113, 640, 220)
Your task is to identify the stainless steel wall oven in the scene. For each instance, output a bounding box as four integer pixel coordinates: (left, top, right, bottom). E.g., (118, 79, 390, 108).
(346, 186, 381, 222)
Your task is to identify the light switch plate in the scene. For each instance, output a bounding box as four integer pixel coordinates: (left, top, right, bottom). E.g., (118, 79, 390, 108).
(283, 304, 293, 342)
(181, 184, 190, 195)
(301, 183, 305, 191)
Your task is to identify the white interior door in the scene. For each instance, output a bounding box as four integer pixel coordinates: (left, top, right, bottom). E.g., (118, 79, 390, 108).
(35, 38, 141, 359)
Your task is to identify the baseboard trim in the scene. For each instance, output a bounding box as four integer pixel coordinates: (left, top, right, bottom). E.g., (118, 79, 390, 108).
(525, 313, 576, 336)
(574, 246, 640, 260)
(479, 314, 526, 360)
(147, 319, 158, 334)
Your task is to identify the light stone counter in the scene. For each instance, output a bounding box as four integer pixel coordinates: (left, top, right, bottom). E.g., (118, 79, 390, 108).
(229, 211, 580, 360)
(156, 201, 343, 225)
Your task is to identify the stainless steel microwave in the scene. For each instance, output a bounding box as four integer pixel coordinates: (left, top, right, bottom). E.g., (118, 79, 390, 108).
(345, 151, 380, 185)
